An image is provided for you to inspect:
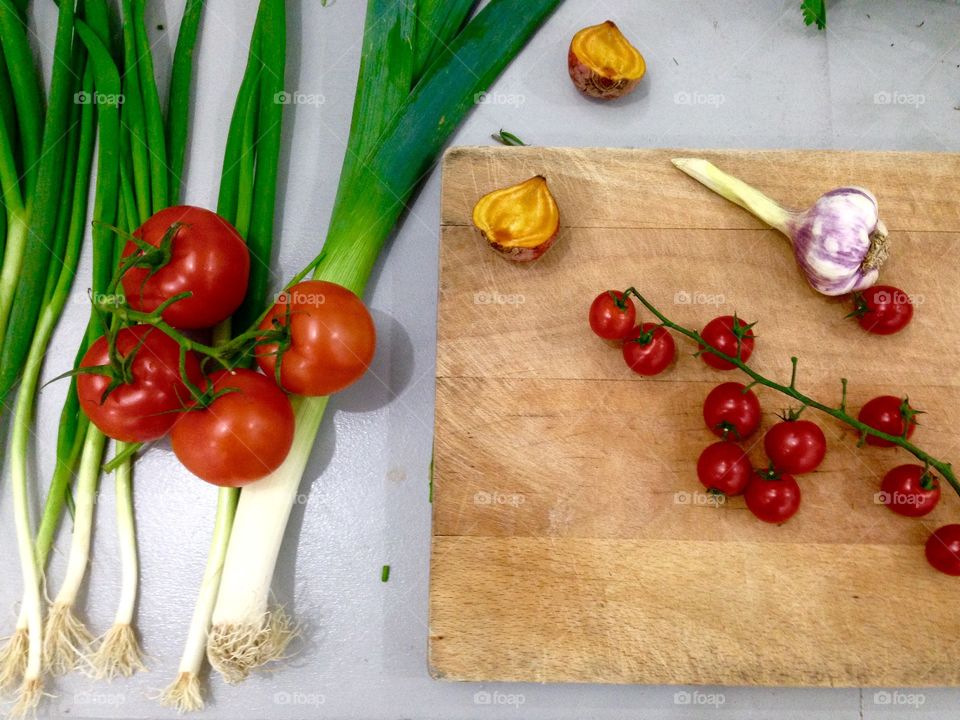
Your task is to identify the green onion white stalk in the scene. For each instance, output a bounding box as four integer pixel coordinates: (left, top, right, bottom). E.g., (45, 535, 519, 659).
(206, 0, 564, 681)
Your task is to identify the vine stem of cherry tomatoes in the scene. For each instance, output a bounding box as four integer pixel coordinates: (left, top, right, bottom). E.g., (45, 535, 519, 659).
(621, 287, 959, 498)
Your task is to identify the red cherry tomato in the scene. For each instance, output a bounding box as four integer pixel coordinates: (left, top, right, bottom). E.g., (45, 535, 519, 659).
(257, 280, 376, 396)
(171, 369, 295, 487)
(925, 525, 960, 576)
(858, 395, 917, 447)
(622, 323, 675, 376)
(852, 285, 913, 335)
(745, 472, 801, 524)
(699, 315, 755, 370)
(77, 325, 202, 442)
(703, 382, 762, 440)
(121, 206, 250, 329)
(880, 464, 940, 517)
(696, 442, 752, 496)
(589, 290, 636, 340)
(764, 419, 827, 474)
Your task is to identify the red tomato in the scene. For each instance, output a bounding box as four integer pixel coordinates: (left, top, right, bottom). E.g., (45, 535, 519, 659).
(880, 464, 940, 517)
(589, 290, 636, 340)
(745, 472, 801, 524)
(696, 442, 752, 496)
(699, 315, 755, 370)
(764, 419, 827, 474)
(622, 323, 675, 376)
(858, 395, 917, 447)
(121, 206, 250, 329)
(77, 324, 202, 442)
(171, 369, 295, 487)
(852, 285, 913, 335)
(925, 525, 960, 576)
(256, 280, 376, 396)
(703, 382, 762, 440)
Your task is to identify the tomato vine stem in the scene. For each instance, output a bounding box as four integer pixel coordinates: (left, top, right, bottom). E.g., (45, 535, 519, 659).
(625, 288, 959, 497)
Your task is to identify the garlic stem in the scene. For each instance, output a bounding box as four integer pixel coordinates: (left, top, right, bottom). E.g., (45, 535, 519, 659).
(672, 158, 795, 235)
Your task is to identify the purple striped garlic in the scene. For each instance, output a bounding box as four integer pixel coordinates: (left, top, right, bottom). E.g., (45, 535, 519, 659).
(672, 158, 889, 296)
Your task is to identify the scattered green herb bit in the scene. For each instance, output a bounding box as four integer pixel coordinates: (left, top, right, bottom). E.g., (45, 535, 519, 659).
(381, 565, 391, 582)
(801, 0, 826, 30)
(494, 128, 526, 146)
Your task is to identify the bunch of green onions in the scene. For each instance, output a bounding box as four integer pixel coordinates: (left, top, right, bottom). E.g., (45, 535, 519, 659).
(204, 0, 565, 684)
(0, 0, 205, 712)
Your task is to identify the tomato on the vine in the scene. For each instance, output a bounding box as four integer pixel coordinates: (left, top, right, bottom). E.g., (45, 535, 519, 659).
(256, 280, 376, 396)
(880, 464, 940, 517)
(699, 315, 755, 370)
(589, 290, 636, 340)
(171, 369, 295, 487)
(77, 324, 202, 442)
(745, 472, 801, 524)
(851, 285, 913, 335)
(858, 395, 918, 447)
(121, 205, 250, 329)
(622, 323, 675, 376)
(696, 442, 752, 496)
(925, 525, 960, 576)
(703, 382, 762, 440)
(764, 418, 827, 474)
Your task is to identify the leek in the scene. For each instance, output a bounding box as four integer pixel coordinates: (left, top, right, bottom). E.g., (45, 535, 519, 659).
(207, 0, 564, 681)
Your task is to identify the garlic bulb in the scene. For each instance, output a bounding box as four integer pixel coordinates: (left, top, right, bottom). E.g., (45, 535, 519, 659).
(672, 158, 889, 296)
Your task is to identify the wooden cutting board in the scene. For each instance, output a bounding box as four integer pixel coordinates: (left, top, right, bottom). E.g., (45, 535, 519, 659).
(429, 147, 960, 687)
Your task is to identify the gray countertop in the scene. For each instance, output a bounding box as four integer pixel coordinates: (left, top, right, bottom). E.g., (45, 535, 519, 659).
(1, 0, 959, 718)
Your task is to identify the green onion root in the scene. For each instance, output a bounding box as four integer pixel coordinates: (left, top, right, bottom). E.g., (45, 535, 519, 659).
(206, 398, 324, 681)
(160, 487, 238, 709)
(88, 453, 145, 679)
(43, 427, 105, 675)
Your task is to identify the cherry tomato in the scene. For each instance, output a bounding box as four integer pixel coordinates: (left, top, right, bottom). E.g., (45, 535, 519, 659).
(77, 324, 202, 442)
(764, 419, 827, 474)
(852, 285, 913, 335)
(622, 323, 675, 376)
(745, 472, 801, 524)
(699, 315, 755, 370)
(171, 369, 295, 487)
(703, 382, 762, 440)
(589, 290, 636, 340)
(858, 395, 917, 447)
(879, 464, 940, 517)
(925, 525, 960, 576)
(256, 280, 376, 396)
(121, 205, 250, 329)
(696, 442, 752, 496)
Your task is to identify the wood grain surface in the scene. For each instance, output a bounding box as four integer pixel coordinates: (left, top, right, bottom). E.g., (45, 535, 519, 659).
(430, 147, 960, 686)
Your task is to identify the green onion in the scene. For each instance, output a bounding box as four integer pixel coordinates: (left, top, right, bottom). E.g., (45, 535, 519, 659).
(381, 565, 391, 582)
(166, 0, 204, 202)
(207, 0, 564, 682)
(162, 3, 281, 710)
